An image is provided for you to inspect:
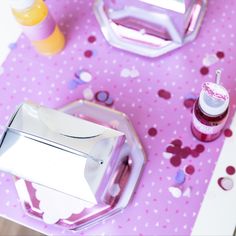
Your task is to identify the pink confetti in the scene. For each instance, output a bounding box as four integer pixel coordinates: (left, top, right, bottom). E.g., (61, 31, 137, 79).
(158, 89, 171, 100)
(226, 166, 235, 175)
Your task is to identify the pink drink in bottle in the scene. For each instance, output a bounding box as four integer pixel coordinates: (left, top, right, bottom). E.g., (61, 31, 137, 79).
(191, 70, 230, 142)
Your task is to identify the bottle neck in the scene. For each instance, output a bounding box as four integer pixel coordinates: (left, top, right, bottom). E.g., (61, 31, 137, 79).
(198, 99, 228, 118)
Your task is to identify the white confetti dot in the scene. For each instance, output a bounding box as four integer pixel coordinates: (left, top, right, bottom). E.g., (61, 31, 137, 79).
(220, 177, 234, 191)
(203, 54, 219, 66)
(163, 152, 172, 159)
(168, 187, 182, 198)
(120, 68, 130, 78)
(80, 71, 92, 82)
(130, 68, 140, 78)
(83, 88, 94, 100)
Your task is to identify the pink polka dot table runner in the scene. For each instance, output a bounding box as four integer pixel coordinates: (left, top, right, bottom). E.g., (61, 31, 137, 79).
(0, 0, 236, 235)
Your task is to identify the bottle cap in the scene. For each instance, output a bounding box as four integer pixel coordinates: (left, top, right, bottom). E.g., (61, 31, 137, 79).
(199, 70, 229, 116)
(9, 0, 35, 10)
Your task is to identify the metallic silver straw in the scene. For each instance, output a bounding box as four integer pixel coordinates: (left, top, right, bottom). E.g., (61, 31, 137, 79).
(215, 69, 222, 85)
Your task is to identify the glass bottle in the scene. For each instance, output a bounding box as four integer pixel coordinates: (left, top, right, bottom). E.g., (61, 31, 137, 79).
(191, 70, 230, 142)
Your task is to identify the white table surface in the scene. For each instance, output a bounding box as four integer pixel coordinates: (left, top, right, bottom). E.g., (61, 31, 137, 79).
(0, 1, 21, 66)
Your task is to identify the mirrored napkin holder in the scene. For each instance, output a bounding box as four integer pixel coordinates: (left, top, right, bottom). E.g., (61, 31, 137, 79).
(0, 101, 146, 231)
(94, 0, 208, 57)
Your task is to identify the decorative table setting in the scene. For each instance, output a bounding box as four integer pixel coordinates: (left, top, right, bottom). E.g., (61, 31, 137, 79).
(0, 0, 235, 235)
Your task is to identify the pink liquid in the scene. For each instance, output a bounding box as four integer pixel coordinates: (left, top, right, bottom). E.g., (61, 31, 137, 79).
(191, 99, 229, 142)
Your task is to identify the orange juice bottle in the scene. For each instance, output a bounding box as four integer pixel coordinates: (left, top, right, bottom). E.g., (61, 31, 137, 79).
(10, 0, 65, 55)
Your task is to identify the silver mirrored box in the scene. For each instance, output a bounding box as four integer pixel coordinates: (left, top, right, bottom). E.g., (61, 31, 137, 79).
(0, 101, 146, 230)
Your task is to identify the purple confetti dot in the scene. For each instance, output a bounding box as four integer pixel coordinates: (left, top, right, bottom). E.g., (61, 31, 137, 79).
(8, 42, 17, 49)
(175, 170, 185, 184)
(74, 77, 85, 85)
(68, 80, 79, 90)
(105, 96, 114, 106)
(74, 71, 81, 78)
(95, 91, 109, 102)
